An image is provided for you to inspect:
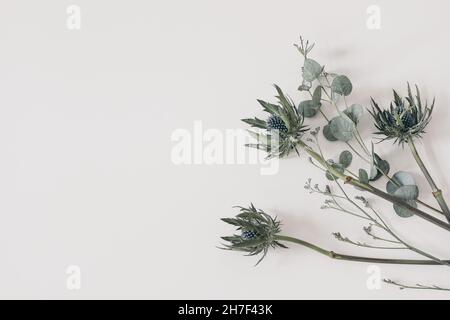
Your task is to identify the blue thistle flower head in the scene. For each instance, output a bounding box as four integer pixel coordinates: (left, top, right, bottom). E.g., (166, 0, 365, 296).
(267, 115, 289, 133)
(241, 85, 308, 158)
(369, 83, 434, 145)
(220, 204, 287, 265)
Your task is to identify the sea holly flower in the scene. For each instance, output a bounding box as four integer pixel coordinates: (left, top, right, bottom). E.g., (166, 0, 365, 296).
(369, 84, 434, 145)
(370, 84, 450, 222)
(220, 204, 449, 267)
(242, 85, 308, 158)
(220, 204, 286, 265)
(266, 115, 288, 133)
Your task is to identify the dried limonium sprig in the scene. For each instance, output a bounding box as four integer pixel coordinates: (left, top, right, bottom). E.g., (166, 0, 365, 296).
(383, 279, 450, 291)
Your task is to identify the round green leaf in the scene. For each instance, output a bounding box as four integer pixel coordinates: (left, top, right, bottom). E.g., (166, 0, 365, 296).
(331, 75, 353, 96)
(302, 59, 323, 82)
(394, 185, 419, 200)
(344, 104, 363, 124)
(298, 100, 318, 118)
(329, 115, 355, 142)
(393, 200, 417, 218)
(323, 124, 338, 141)
(339, 150, 352, 168)
(386, 171, 417, 195)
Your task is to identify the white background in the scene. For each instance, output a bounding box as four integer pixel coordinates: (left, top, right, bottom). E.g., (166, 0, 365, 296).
(1, 0, 450, 299)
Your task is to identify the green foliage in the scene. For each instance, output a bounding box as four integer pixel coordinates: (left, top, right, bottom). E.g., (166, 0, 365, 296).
(312, 86, 322, 107)
(359, 169, 369, 184)
(369, 153, 390, 181)
(331, 75, 353, 96)
(325, 162, 344, 181)
(339, 150, 353, 168)
(393, 200, 417, 218)
(325, 151, 352, 180)
(299, 87, 321, 118)
(344, 104, 364, 124)
(303, 59, 323, 82)
(323, 124, 338, 141)
(299, 100, 318, 118)
(329, 114, 355, 142)
(386, 171, 419, 218)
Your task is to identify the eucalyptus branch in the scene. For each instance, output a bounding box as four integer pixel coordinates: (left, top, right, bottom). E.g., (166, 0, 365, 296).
(298, 139, 450, 232)
(306, 137, 449, 267)
(318, 76, 443, 216)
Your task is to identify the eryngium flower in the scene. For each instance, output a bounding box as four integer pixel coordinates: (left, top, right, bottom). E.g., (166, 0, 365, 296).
(242, 85, 308, 158)
(220, 204, 286, 265)
(369, 84, 434, 145)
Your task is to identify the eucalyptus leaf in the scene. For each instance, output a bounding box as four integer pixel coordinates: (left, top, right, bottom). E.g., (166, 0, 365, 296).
(329, 114, 355, 142)
(393, 200, 417, 218)
(369, 154, 390, 181)
(359, 168, 369, 184)
(323, 124, 338, 141)
(344, 104, 364, 124)
(298, 100, 318, 118)
(386, 171, 417, 195)
(339, 150, 352, 168)
(331, 75, 353, 96)
(331, 91, 341, 104)
(354, 168, 369, 191)
(394, 185, 419, 200)
(302, 59, 323, 82)
(298, 79, 312, 91)
(312, 86, 322, 107)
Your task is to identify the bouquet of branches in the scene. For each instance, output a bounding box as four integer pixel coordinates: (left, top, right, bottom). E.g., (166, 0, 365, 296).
(220, 37, 450, 291)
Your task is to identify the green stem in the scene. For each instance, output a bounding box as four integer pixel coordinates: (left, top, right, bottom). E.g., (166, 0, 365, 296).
(316, 81, 443, 216)
(275, 235, 448, 265)
(407, 136, 450, 223)
(298, 140, 450, 232)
